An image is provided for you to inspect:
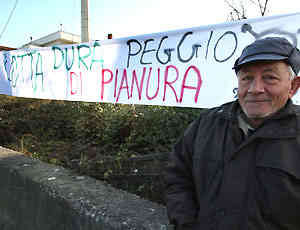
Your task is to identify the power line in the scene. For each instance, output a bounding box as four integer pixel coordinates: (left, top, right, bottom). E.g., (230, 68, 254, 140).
(0, 0, 19, 42)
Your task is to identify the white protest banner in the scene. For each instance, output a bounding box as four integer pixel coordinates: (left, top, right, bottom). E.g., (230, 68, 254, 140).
(1, 13, 300, 108)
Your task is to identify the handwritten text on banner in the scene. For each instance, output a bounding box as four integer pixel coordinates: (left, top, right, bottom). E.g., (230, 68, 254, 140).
(1, 13, 300, 108)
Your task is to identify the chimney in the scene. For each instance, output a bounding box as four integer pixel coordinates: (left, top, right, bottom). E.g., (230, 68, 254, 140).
(81, 0, 89, 42)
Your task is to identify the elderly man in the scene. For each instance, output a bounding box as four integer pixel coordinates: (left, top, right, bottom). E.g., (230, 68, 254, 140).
(164, 37, 300, 230)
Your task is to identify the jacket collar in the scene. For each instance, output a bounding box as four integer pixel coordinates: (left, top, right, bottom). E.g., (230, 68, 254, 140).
(220, 99, 300, 138)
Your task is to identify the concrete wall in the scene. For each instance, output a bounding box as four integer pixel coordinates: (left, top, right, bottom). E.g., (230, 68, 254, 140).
(0, 147, 172, 230)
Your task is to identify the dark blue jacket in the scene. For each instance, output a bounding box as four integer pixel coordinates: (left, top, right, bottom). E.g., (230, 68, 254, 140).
(164, 100, 300, 230)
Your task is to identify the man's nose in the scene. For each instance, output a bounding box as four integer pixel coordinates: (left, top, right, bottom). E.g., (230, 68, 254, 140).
(248, 78, 265, 93)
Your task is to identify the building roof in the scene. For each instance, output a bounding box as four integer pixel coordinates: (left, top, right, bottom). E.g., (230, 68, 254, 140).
(0, 46, 16, 51)
(21, 31, 81, 48)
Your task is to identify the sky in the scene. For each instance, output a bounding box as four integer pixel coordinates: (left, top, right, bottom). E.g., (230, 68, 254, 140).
(0, 0, 300, 48)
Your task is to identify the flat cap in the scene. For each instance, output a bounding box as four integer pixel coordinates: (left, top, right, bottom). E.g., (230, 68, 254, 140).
(233, 37, 300, 75)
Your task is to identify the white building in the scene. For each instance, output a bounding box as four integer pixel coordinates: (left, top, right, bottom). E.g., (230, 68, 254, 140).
(21, 31, 81, 48)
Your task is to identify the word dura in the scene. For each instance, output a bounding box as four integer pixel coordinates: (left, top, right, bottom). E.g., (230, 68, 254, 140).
(52, 41, 104, 71)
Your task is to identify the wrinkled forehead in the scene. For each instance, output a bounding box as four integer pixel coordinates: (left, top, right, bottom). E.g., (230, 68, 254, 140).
(237, 60, 290, 75)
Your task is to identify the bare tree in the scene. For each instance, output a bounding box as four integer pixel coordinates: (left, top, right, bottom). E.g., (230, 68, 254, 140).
(225, 0, 271, 21)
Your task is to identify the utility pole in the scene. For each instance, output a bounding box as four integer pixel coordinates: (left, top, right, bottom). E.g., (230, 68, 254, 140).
(81, 0, 89, 42)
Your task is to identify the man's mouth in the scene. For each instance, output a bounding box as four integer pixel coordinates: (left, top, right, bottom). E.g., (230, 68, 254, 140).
(245, 98, 271, 103)
(246, 100, 269, 102)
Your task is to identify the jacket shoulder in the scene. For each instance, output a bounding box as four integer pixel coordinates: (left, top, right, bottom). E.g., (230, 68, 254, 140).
(183, 101, 235, 137)
(194, 101, 235, 122)
(292, 104, 300, 115)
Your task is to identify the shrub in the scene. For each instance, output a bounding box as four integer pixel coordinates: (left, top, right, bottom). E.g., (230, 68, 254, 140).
(0, 95, 203, 203)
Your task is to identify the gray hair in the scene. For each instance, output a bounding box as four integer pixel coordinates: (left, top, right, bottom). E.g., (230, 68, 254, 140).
(288, 65, 296, 80)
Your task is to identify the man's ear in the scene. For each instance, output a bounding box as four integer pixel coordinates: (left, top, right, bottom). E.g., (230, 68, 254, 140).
(290, 76, 300, 97)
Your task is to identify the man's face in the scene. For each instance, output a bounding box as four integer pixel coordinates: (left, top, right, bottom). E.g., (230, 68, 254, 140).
(238, 61, 295, 124)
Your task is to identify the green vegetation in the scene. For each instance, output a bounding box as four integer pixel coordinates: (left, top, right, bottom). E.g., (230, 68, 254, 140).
(0, 95, 202, 203)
